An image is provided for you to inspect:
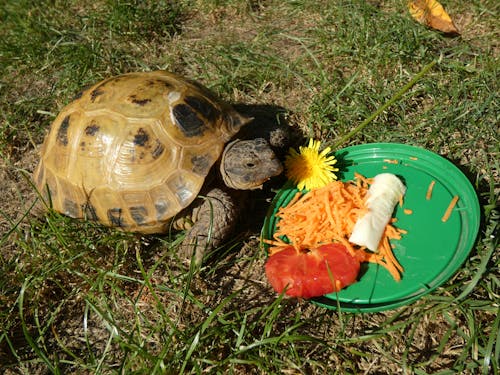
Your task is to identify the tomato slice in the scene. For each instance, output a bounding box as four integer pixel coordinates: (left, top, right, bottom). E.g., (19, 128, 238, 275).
(265, 243, 360, 298)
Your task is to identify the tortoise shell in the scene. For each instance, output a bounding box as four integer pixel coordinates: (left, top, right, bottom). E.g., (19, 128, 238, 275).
(33, 71, 247, 233)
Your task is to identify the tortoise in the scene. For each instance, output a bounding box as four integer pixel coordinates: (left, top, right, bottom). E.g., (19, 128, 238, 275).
(33, 71, 284, 262)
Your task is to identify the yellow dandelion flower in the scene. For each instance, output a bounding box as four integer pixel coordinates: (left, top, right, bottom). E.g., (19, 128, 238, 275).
(285, 138, 339, 191)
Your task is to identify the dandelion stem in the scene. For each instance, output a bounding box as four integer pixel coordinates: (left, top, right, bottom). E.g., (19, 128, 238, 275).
(332, 60, 437, 149)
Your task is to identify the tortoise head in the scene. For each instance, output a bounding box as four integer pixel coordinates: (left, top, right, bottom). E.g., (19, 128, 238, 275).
(220, 138, 283, 190)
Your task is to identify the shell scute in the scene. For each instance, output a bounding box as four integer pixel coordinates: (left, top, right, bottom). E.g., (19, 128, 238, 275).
(107, 207, 125, 227)
(172, 103, 207, 137)
(63, 198, 80, 218)
(154, 200, 170, 219)
(56, 115, 71, 146)
(76, 116, 118, 160)
(166, 170, 203, 207)
(129, 206, 149, 225)
(83, 203, 99, 221)
(180, 145, 221, 177)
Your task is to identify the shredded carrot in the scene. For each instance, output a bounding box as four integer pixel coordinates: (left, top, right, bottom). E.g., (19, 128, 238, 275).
(441, 195, 459, 222)
(403, 208, 413, 215)
(263, 175, 406, 281)
(409, 156, 418, 161)
(426, 180, 436, 200)
(383, 159, 399, 164)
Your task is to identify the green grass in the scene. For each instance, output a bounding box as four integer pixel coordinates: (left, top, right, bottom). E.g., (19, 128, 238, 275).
(1, 0, 498, 373)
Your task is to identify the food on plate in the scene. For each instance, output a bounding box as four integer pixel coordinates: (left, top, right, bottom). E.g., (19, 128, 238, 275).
(265, 243, 360, 298)
(441, 195, 459, 222)
(349, 173, 406, 251)
(263, 173, 407, 297)
(426, 180, 436, 200)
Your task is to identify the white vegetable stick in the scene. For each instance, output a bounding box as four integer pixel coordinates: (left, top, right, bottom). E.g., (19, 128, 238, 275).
(349, 173, 406, 251)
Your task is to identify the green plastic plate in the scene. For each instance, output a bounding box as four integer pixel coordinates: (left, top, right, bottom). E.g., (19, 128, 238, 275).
(262, 143, 480, 312)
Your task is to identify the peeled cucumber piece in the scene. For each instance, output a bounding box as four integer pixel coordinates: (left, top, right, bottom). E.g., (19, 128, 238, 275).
(349, 173, 406, 251)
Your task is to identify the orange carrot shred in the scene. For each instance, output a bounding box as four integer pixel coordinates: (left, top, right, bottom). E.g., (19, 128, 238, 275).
(426, 180, 436, 200)
(442, 195, 459, 222)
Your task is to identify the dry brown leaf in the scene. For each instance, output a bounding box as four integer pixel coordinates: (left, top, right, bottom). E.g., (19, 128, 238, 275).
(408, 0, 459, 35)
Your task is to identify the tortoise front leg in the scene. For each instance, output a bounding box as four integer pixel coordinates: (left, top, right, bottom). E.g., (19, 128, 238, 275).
(180, 187, 239, 264)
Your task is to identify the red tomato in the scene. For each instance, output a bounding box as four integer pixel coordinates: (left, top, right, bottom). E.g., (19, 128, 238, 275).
(265, 243, 360, 298)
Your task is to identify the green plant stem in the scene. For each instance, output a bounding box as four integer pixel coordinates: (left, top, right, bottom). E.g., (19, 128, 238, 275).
(332, 60, 437, 149)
